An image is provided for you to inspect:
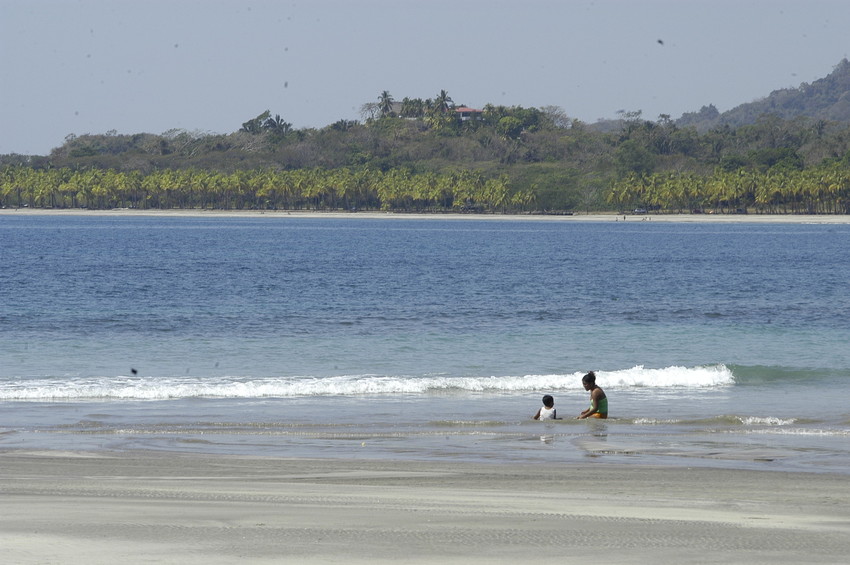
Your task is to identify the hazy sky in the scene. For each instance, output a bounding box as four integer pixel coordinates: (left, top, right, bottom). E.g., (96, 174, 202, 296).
(2, 0, 849, 155)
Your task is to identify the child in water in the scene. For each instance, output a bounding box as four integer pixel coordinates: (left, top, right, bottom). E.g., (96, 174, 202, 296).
(533, 394, 559, 420)
(577, 371, 608, 419)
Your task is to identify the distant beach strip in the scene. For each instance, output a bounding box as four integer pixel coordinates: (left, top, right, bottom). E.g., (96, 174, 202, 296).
(3, 208, 850, 223)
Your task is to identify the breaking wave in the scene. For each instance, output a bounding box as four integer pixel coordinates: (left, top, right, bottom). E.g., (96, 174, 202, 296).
(1, 364, 735, 401)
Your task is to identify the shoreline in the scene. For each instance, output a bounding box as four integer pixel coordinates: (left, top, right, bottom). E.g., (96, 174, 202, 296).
(3, 207, 850, 223)
(2, 449, 849, 564)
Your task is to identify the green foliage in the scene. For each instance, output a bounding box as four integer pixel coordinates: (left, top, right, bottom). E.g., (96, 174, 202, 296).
(7, 67, 850, 215)
(749, 147, 804, 172)
(241, 111, 271, 134)
(606, 164, 850, 214)
(497, 117, 524, 140)
(508, 164, 582, 210)
(0, 165, 535, 213)
(614, 140, 656, 177)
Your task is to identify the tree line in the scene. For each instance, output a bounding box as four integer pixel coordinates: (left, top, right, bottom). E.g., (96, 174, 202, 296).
(0, 166, 531, 213)
(3, 85, 850, 214)
(4, 159, 848, 214)
(610, 162, 850, 214)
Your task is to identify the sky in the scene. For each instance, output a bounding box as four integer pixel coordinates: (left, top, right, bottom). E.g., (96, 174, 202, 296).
(2, 0, 849, 156)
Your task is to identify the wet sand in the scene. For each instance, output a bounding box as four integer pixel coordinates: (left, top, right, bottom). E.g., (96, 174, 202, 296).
(2, 450, 848, 564)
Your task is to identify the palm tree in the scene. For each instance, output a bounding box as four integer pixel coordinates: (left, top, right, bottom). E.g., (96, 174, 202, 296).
(483, 176, 510, 212)
(263, 114, 292, 135)
(433, 90, 453, 114)
(399, 97, 424, 118)
(378, 91, 395, 117)
(511, 189, 536, 212)
(426, 90, 455, 130)
(241, 110, 271, 134)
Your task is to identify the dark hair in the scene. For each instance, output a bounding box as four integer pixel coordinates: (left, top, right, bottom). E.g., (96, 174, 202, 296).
(542, 394, 554, 408)
(582, 371, 596, 384)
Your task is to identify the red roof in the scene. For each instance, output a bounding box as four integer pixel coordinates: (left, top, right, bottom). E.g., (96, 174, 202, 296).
(455, 107, 482, 113)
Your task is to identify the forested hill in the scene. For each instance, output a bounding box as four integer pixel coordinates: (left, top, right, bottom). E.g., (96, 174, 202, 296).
(677, 59, 850, 131)
(3, 60, 850, 214)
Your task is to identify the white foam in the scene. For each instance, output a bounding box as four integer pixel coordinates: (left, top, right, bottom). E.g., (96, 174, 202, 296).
(739, 416, 797, 426)
(0, 364, 736, 401)
(743, 428, 850, 436)
(601, 364, 734, 388)
(633, 418, 682, 425)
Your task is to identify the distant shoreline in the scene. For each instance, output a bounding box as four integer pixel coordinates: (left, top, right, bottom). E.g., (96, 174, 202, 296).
(2, 207, 850, 223)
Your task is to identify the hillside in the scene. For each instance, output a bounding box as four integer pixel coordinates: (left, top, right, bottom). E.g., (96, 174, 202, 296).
(677, 59, 850, 131)
(3, 60, 850, 214)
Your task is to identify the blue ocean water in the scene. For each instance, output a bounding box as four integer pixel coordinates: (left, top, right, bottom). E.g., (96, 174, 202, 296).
(1, 214, 849, 472)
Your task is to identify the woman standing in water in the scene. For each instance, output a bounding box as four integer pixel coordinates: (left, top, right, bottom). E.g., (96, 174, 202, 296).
(577, 371, 608, 419)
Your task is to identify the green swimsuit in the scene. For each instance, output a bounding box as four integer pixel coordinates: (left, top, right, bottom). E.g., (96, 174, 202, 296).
(592, 397, 608, 414)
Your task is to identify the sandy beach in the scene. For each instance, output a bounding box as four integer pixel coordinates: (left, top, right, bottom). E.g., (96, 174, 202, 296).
(1, 451, 848, 564)
(2, 207, 850, 223)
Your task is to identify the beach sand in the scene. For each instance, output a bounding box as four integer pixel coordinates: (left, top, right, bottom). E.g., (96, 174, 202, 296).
(2, 207, 850, 223)
(2, 451, 848, 564)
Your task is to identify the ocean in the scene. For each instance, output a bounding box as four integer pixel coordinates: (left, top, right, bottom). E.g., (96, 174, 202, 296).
(1, 214, 849, 473)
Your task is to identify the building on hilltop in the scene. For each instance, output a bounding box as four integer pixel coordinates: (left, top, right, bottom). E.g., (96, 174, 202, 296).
(455, 107, 483, 121)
